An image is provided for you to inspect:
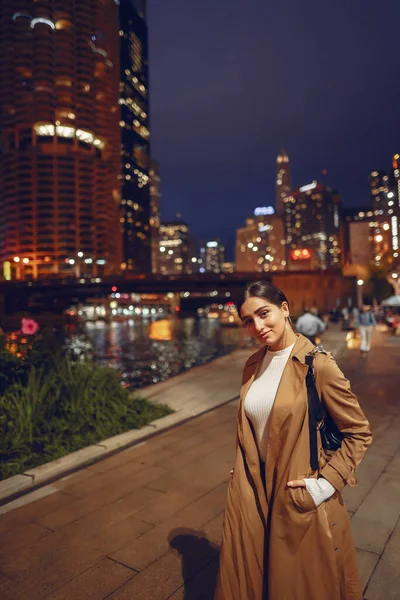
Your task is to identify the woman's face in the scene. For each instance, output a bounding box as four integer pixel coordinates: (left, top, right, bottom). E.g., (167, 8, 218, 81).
(240, 296, 289, 346)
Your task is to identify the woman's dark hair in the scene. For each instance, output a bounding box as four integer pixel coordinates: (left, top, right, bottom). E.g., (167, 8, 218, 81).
(237, 281, 289, 316)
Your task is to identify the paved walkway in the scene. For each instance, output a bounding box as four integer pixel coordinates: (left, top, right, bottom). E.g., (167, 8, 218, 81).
(0, 328, 399, 599)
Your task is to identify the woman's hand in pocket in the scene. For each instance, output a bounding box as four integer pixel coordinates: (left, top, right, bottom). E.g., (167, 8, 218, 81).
(287, 479, 306, 489)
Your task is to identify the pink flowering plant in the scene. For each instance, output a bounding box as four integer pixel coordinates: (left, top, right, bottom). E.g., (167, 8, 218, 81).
(5, 318, 40, 361)
(21, 318, 40, 336)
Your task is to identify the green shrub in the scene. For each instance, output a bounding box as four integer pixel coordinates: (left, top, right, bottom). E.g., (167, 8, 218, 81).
(0, 357, 172, 480)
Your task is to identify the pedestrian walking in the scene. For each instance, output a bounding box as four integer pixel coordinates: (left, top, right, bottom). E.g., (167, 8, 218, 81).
(295, 306, 326, 345)
(341, 306, 349, 330)
(358, 305, 376, 357)
(216, 281, 372, 600)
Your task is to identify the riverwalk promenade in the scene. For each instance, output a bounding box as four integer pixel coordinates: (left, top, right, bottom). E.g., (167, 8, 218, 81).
(0, 326, 399, 599)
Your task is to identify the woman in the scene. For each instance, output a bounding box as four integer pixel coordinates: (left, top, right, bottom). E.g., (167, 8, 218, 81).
(216, 281, 372, 600)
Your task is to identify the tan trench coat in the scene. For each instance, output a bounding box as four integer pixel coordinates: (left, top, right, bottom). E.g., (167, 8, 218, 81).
(216, 334, 372, 600)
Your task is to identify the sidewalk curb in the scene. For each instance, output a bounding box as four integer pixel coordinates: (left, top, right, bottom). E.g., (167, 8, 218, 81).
(0, 393, 240, 507)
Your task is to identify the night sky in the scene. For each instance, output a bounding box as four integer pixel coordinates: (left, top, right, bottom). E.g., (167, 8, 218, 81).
(147, 0, 400, 259)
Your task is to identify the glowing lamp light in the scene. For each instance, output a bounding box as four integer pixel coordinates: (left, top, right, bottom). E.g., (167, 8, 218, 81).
(22, 258, 29, 264)
(13, 256, 20, 263)
(388, 192, 395, 199)
(31, 17, 55, 29)
(357, 279, 364, 286)
(392, 273, 399, 279)
(291, 248, 311, 260)
(375, 234, 383, 243)
(254, 206, 274, 216)
(299, 182, 317, 193)
(112, 286, 118, 292)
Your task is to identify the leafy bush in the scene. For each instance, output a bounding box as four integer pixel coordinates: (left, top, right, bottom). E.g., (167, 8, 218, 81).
(0, 357, 172, 480)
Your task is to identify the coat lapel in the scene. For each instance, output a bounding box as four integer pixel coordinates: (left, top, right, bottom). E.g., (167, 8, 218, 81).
(265, 336, 311, 501)
(237, 346, 266, 468)
(236, 347, 269, 516)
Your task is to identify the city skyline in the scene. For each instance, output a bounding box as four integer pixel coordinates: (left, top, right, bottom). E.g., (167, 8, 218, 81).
(147, 0, 400, 259)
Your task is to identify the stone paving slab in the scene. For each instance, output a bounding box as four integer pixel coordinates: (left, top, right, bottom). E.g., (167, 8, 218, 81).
(364, 515, 400, 599)
(44, 558, 135, 600)
(0, 327, 399, 599)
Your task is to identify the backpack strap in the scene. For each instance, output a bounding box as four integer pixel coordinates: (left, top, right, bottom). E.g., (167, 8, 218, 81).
(305, 354, 324, 471)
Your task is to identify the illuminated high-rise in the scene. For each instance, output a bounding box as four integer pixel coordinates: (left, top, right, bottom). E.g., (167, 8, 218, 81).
(118, 0, 151, 274)
(199, 240, 225, 273)
(236, 207, 285, 272)
(284, 181, 342, 270)
(0, 1, 122, 279)
(158, 221, 190, 275)
(369, 170, 390, 213)
(276, 149, 291, 217)
(149, 159, 161, 273)
(392, 154, 400, 212)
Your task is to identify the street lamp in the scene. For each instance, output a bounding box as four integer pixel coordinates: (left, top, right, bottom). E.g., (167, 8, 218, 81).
(357, 279, 364, 308)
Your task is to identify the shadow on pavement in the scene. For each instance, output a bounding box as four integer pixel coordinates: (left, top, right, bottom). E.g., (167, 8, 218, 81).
(168, 527, 220, 599)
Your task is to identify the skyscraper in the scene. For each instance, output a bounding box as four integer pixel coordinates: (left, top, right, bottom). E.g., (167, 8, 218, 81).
(149, 159, 161, 274)
(158, 221, 190, 275)
(343, 207, 394, 267)
(236, 207, 285, 272)
(118, 0, 151, 274)
(369, 170, 390, 213)
(276, 149, 291, 217)
(199, 240, 225, 273)
(392, 154, 400, 212)
(284, 181, 342, 270)
(0, 1, 122, 279)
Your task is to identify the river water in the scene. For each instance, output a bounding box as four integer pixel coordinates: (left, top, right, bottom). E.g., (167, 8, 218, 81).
(83, 317, 254, 391)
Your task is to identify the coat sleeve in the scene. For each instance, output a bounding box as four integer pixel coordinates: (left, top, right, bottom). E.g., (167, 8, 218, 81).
(318, 354, 372, 491)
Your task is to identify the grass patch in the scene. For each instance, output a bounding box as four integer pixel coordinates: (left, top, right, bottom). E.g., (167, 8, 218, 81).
(0, 357, 172, 481)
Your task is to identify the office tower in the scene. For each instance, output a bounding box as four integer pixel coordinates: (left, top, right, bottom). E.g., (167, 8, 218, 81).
(369, 170, 390, 213)
(119, 0, 151, 274)
(392, 154, 400, 212)
(0, 1, 122, 279)
(149, 160, 161, 273)
(343, 207, 397, 266)
(158, 221, 190, 274)
(236, 207, 285, 272)
(199, 240, 225, 273)
(276, 149, 291, 217)
(284, 181, 341, 270)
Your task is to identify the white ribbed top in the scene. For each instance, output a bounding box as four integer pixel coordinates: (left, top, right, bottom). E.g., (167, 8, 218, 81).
(244, 343, 295, 461)
(244, 342, 335, 507)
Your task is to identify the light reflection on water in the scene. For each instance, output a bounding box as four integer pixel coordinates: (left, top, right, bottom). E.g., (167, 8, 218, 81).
(84, 317, 253, 390)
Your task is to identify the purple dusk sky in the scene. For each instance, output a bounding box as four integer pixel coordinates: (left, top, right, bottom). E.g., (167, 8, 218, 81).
(147, 0, 400, 258)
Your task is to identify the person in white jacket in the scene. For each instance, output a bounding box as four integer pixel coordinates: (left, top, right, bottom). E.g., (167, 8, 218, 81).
(358, 305, 376, 357)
